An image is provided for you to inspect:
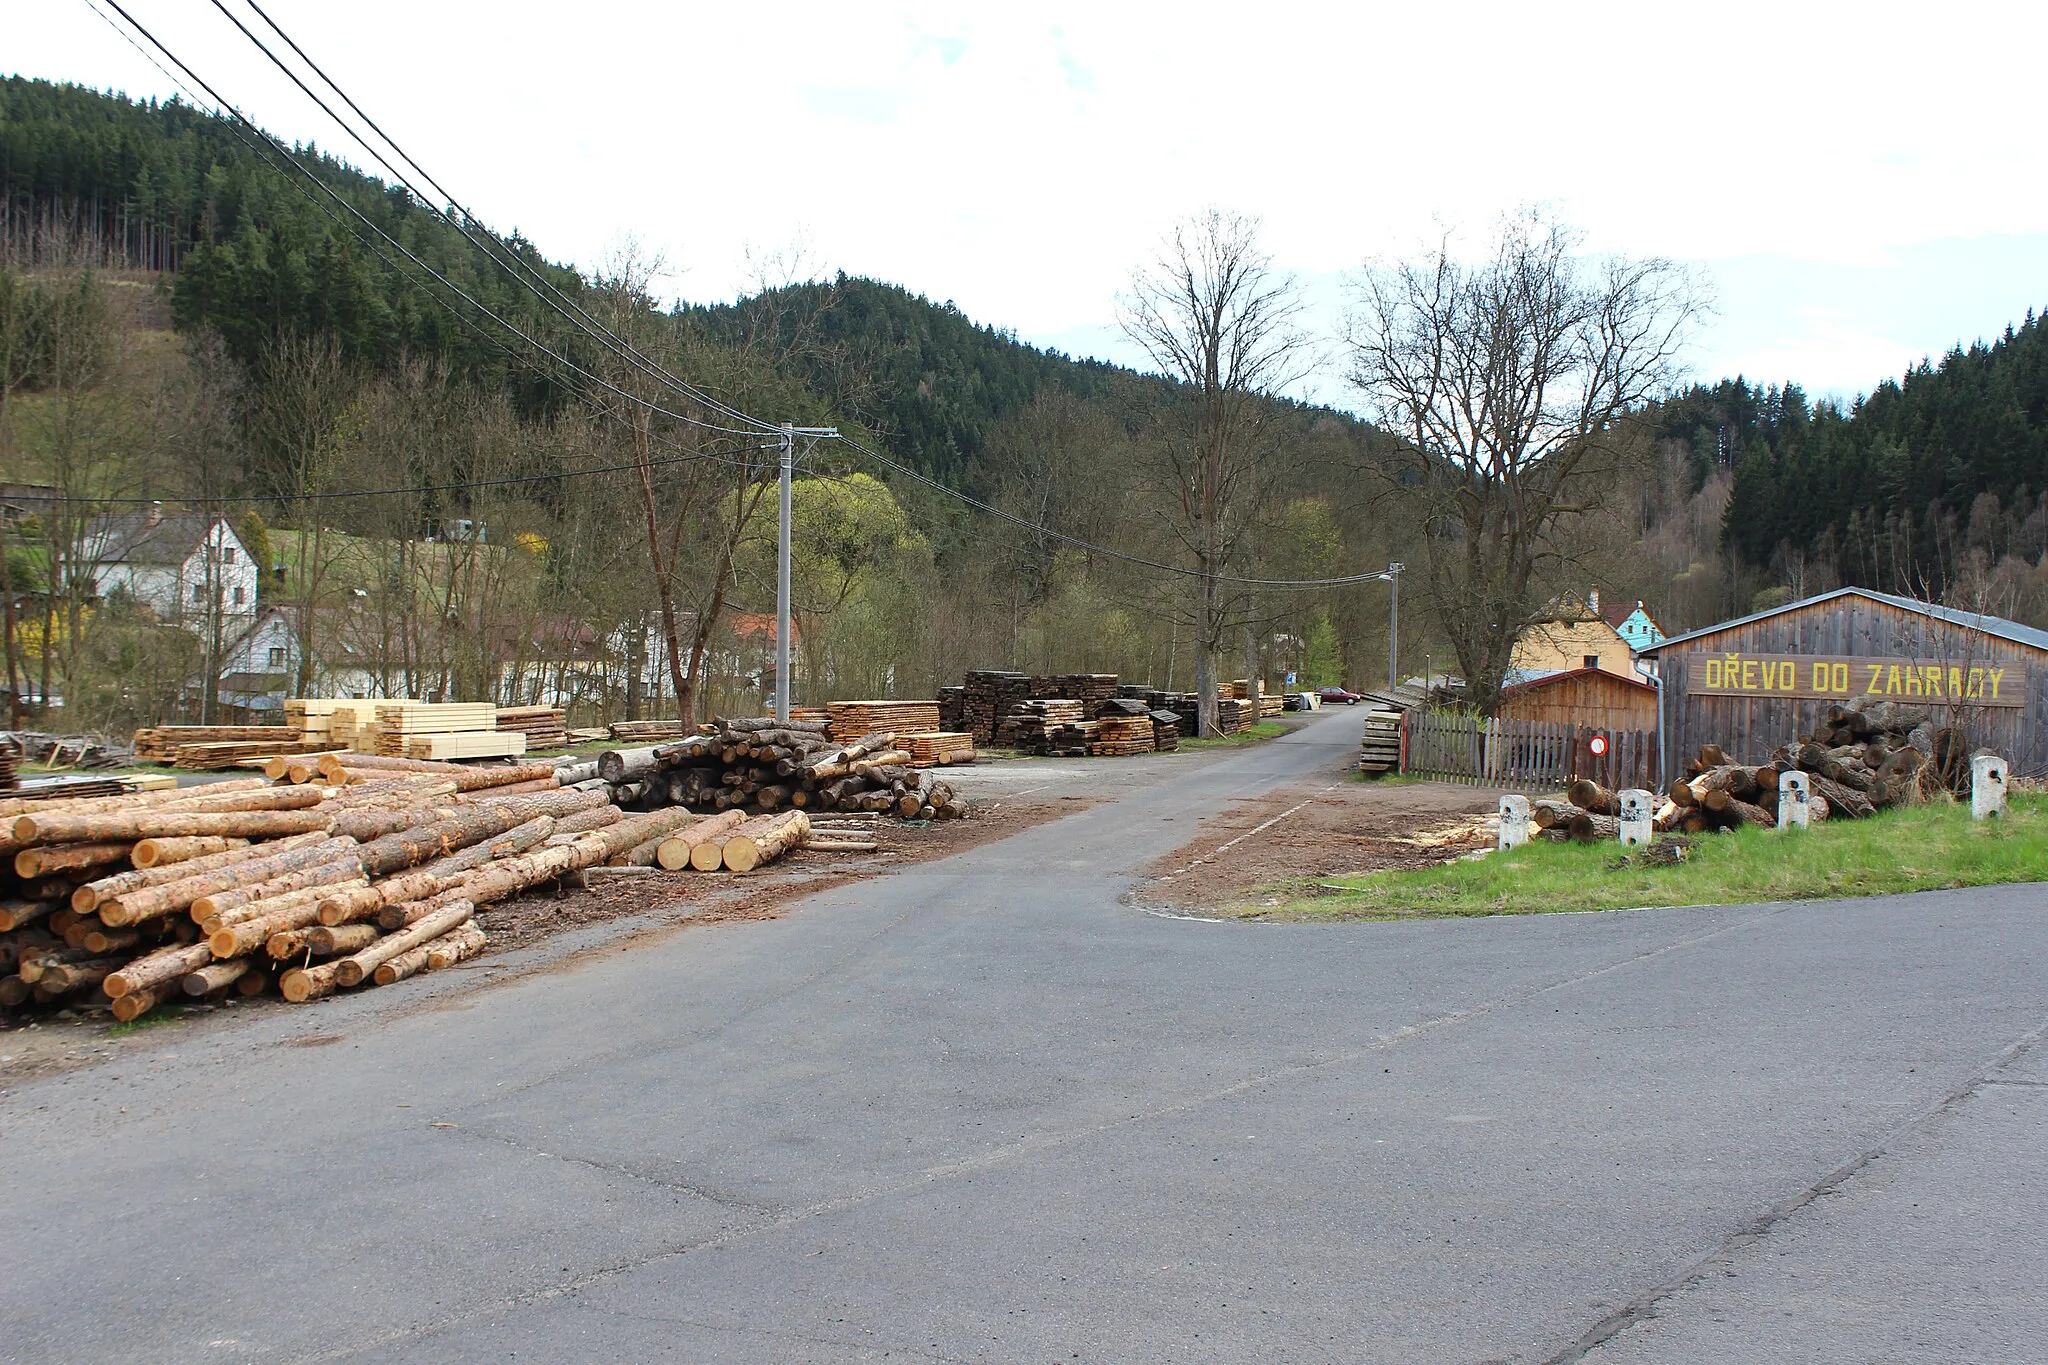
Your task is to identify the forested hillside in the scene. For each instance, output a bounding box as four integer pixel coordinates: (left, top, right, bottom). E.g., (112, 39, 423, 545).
(2, 75, 2043, 735)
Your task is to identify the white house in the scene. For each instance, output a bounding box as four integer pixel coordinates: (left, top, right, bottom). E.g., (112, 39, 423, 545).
(84, 509, 258, 630)
(213, 605, 300, 714)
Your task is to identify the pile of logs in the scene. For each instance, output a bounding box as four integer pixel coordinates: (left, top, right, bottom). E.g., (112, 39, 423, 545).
(598, 719, 971, 820)
(0, 759, 726, 1020)
(1534, 697, 1978, 840)
(650, 809, 812, 872)
(901, 732, 978, 766)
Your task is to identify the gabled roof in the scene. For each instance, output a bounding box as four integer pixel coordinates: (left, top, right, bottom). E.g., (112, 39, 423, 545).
(1638, 587, 2048, 656)
(1498, 665, 1658, 701)
(89, 513, 226, 566)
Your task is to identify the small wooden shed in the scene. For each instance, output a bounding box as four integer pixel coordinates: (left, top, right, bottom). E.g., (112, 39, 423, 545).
(1637, 587, 2048, 779)
(1495, 667, 1658, 732)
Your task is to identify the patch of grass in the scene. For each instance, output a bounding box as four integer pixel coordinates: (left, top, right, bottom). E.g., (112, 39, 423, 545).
(1179, 721, 1290, 751)
(109, 1007, 189, 1036)
(1353, 769, 1428, 785)
(1238, 794, 2048, 921)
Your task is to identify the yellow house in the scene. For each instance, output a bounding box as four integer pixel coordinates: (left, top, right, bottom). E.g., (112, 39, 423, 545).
(1510, 591, 1642, 680)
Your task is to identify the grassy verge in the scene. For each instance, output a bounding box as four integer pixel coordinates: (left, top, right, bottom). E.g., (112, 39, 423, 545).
(1178, 720, 1291, 751)
(1236, 795, 2048, 921)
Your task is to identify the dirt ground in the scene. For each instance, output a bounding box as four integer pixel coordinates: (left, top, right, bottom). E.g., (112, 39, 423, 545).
(1136, 778, 1505, 914)
(0, 797, 1082, 1088)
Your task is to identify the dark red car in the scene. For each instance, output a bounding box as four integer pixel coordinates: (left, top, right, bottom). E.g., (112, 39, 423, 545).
(1317, 686, 1362, 705)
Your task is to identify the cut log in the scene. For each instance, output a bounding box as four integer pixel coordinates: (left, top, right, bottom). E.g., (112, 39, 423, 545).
(1567, 779, 1621, 816)
(182, 959, 251, 996)
(1805, 772, 1876, 819)
(131, 834, 251, 869)
(335, 899, 475, 987)
(1565, 812, 1620, 844)
(110, 983, 179, 1022)
(1531, 800, 1573, 830)
(722, 811, 810, 873)
(304, 923, 380, 956)
(280, 960, 347, 1003)
(1719, 796, 1775, 829)
(655, 810, 745, 870)
(192, 858, 367, 924)
(80, 926, 140, 956)
(425, 923, 486, 969)
(13, 802, 332, 847)
(597, 747, 665, 785)
(0, 899, 54, 932)
(96, 836, 360, 926)
(103, 941, 216, 998)
(74, 831, 329, 913)
(13, 841, 133, 878)
(210, 881, 368, 958)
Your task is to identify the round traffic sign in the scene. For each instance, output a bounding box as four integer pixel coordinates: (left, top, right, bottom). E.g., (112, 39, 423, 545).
(1588, 733, 1609, 757)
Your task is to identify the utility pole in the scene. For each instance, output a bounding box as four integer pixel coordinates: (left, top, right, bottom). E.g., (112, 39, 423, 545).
(774, 424, 839, 724)
(776, 424, 793, 723)
(1387, 562, 1404, 689)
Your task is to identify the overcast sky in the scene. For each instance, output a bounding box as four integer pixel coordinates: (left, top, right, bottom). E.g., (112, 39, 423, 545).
(15, 1, 2048, 406)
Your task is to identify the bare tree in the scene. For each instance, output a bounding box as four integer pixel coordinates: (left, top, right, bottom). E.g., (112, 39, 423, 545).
(1119, 209, 1310, 735)
(1346, 211, 1700, 713)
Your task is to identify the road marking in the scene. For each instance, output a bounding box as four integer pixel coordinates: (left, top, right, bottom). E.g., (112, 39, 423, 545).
(1156, 782, 1343, 880)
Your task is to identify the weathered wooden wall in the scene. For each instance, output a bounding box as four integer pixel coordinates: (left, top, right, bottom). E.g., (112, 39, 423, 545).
(1651, 597, 2048, 778)
(1497, 670, 1658, 732)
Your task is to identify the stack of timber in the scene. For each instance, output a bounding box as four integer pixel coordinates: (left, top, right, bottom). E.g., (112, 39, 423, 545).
(1215, 698, 1248, 735)
(609, 719, 689, 742)
(371, 703, 519, 760)
(1229, 682, 1286, 718)
(826, 701, 942, 743)
(495, 706, 567, 750)
(998, 699, 1086, 752)
(0, 740, 18, 790)
(599, 719, 971, 821)
(1089, 714, 1155, 756)
(1148, 709, 1182, 752)
(1044, 674, 1121, 718)
(789, 707, 833, 727)
(963, 670, 1033, 744)
(1042, 720, 1099, 757)
(134, 726, 299, 765)
(0, 761, 676, 1021)
(285, 699, 400, 751)
(936, 686, 968, 733)
(901, 732, 978, 767)
(1359, 707, 1403, 774)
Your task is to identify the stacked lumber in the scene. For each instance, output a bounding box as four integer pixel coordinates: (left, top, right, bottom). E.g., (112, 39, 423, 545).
(935, 686, 967, 733)
(1041, 674, 1120, 718)
(600, 720, 971, 821)
(495, 706, 567, 750)
(0, 741, 19, 790)
(1227, 682, 1286, 718)
(170, 739, 326, 771)
(963, 670, 1032, 744)
(609, 719, 689, 742)
(827, 701, 942, 743)
(0, 760, 651, 1022)
(394, 732, 528, 761)
(134, 726, 298, 764)
(285, 699, 400, 750)
(789, 707, 832, 727)
(901, 732, 977, 767)
(1215, 698, 1248, 735)
(1089, 715, 1154, 756)
(1041, 720, 1099, 757)
(1359, 707, 1403, 774)
(999, 699, 1086, 752)
(1148, 709, 1182, 752)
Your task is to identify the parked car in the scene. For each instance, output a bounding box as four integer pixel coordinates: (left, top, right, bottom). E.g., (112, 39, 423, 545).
(1317, 686, 1362, 705)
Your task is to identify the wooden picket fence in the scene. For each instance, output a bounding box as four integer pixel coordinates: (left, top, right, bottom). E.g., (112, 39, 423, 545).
(1403, 708, 1656, 791)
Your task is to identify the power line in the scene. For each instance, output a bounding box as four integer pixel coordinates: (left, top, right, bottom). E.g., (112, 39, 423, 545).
(832, 433, 1398, 590)
(211, 0, 780, 437)
(94, 0, 770, 443)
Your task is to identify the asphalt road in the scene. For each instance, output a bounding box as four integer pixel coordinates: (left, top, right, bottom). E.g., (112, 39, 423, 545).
(4, 709, 2045, 1363)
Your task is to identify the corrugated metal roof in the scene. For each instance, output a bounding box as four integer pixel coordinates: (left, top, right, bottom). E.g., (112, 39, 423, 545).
(1638, 587, 2048, 656)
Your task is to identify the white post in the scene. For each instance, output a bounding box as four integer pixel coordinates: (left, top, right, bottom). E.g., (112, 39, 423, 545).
(1497, 794, 1530, 851)
(1971, 753, 2007, 820)
(1778, 770, 1811, 830)
(1387, 562, 1402, 689)
(1618, 789, 1653, 846)
(775, 423, 793, 724)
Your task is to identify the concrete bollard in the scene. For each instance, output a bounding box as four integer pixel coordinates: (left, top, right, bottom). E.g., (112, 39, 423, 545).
(1618, 789, 1654, 846)
(1778, 770, 1811, 830)
(1972, 753, 2008, 821)
(1498, 794, 1531, 851)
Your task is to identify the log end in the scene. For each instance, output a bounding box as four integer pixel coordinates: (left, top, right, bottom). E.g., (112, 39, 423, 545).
(688, 844, 723, 873)
(207, 928, 243, 958)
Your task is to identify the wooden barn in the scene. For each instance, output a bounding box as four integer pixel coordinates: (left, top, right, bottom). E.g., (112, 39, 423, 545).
(1495, 666, 1659, 732)
(1637, 587, 2048, 778)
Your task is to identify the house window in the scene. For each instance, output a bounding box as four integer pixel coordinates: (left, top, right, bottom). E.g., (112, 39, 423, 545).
(223, 547, 237, 563)
(193, 584, 205, 604)
(233, 585, 247, 606)
(267, 646, 287, 669)
(1583, 654, 1600, 669)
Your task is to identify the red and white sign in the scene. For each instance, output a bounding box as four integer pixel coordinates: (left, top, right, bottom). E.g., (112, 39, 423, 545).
(1587, 733, 1609, 758)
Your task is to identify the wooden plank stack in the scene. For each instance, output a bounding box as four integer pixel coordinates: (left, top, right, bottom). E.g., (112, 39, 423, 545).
(1359, 708, 1403, 773)
(936, 686, 967, 733)
(0, 762, 718, 1022)
(609, 719, 689, 742)
(828, 701, 941, 743)
(395, 732, 528, 761)
(999, 699, 1086, 751)
(494, 706, 567, 750)
(134, 726, 298, 764)
(964, 670, 1032, 744)
(1089, 715, 1155, 756)
(1148, 709, 1182, 752)
(285, 699, 401, 751)
(169, 739, 325, 771)
(901, 732, 978, 767)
